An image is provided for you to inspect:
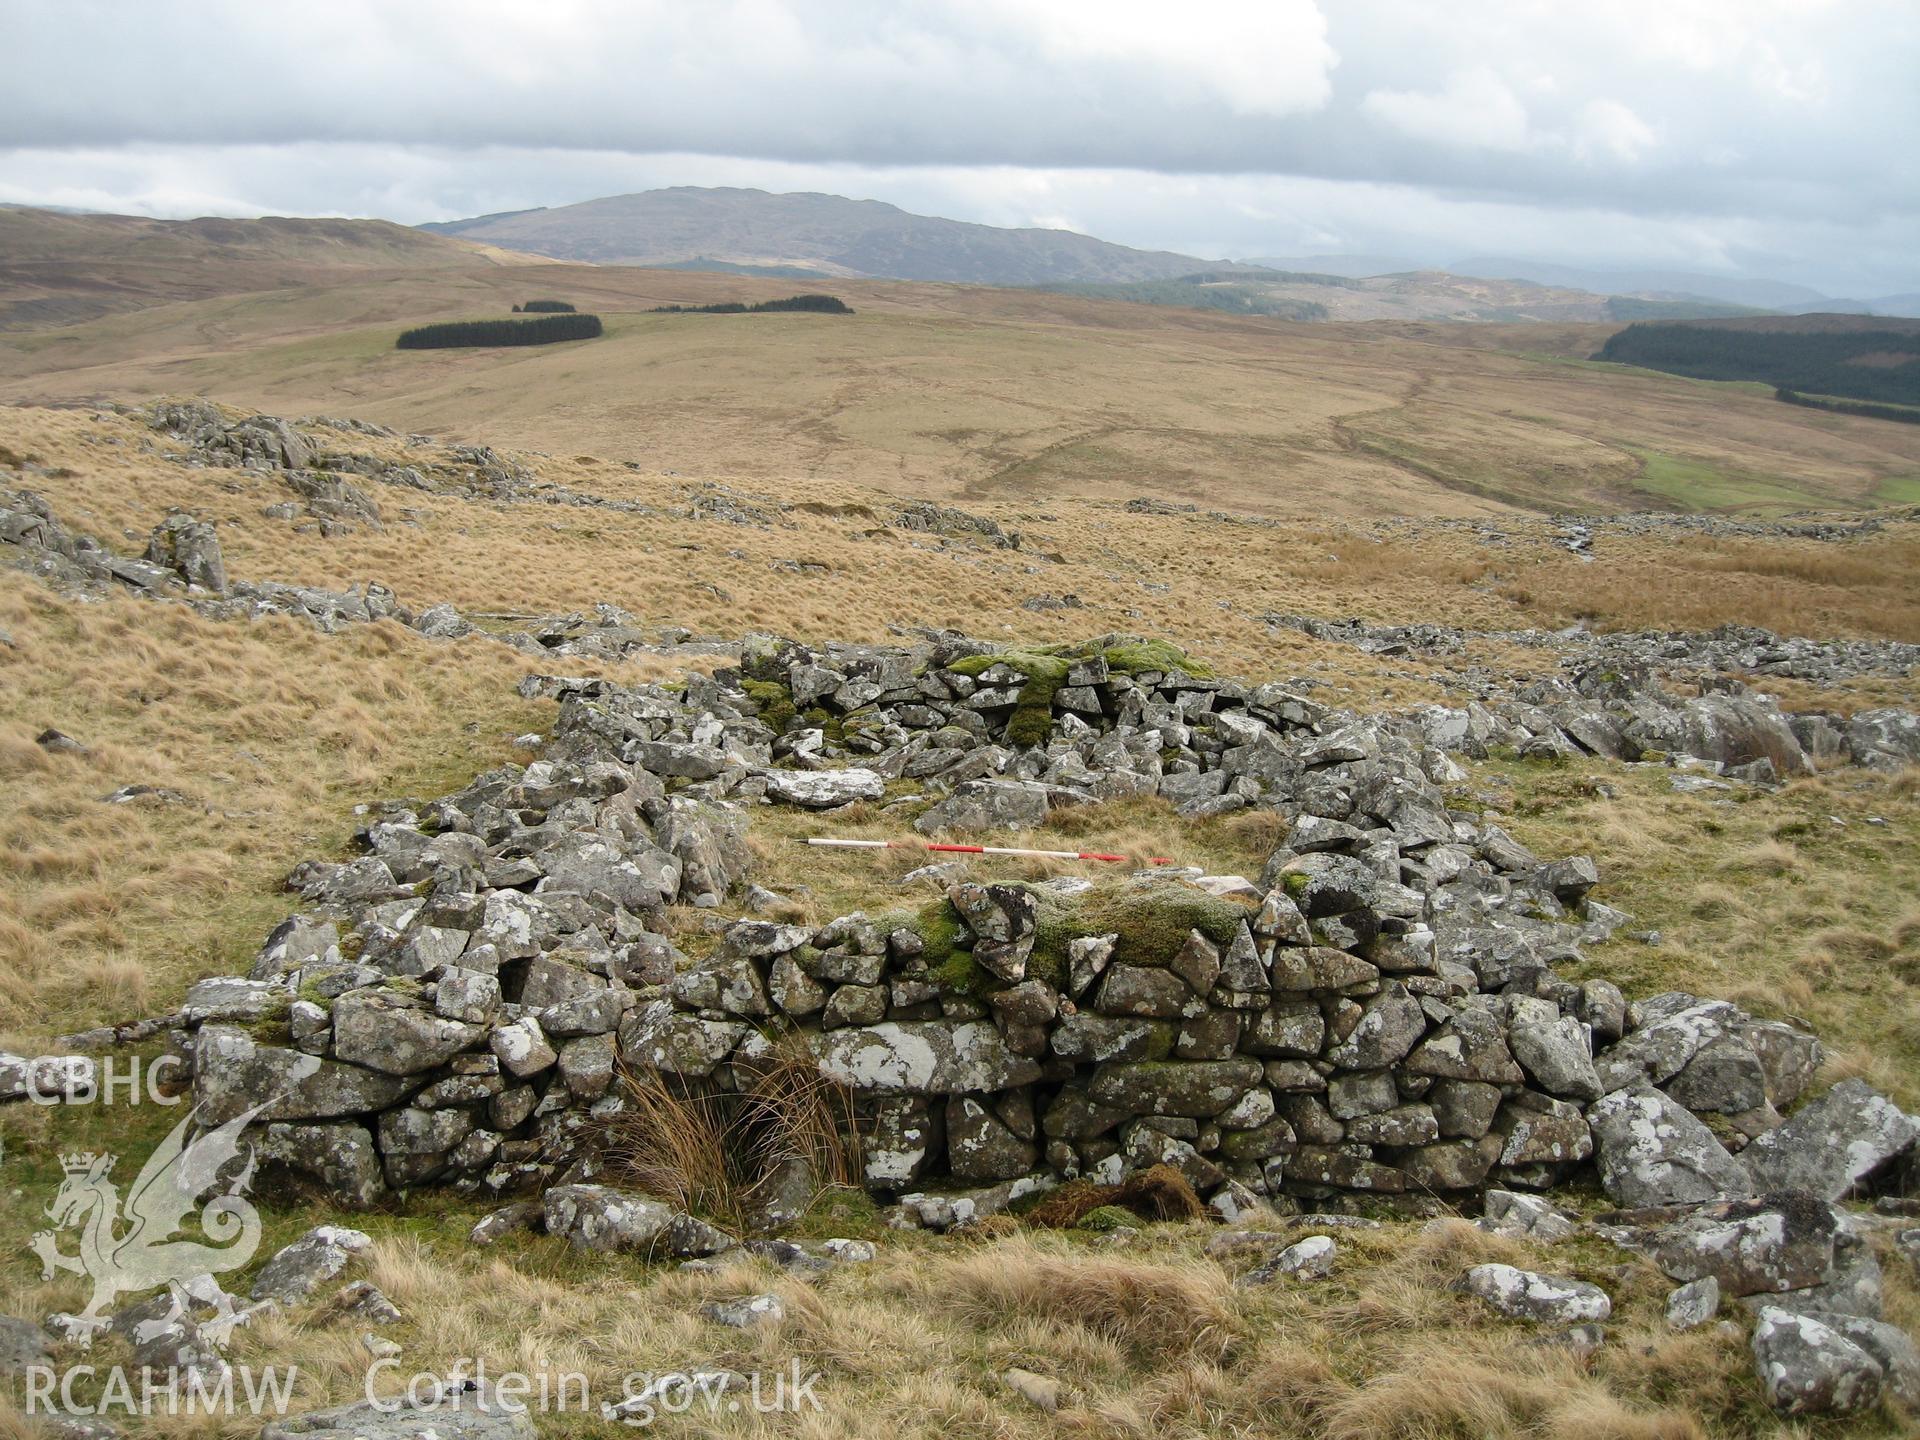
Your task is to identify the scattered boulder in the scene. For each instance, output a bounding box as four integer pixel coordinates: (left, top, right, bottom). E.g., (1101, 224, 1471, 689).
(701, 1293, 785, 1329)
(1741, 1079, 1918, 1200)
(250, 1226, 374, 1303)
(542, 1185, 735, 1258)
(1750, 1307, 1884, 1415)
(1245, 1234, 1337, 1283)
(1645, 1192, 1841, 1297)
(1665, 1276, 1720, 1330)
(1002, 1367, 1062, 1412)
(0, 1315, 53, 1374)
(1460, 1264, 1612, 1325)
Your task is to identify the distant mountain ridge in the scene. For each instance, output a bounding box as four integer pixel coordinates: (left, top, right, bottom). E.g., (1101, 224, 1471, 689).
(418, 189, 1920, 317)
(417, 186, 1211, 285)
(1244, 251, 1920, 318)
(1038, 268, 1762, 325)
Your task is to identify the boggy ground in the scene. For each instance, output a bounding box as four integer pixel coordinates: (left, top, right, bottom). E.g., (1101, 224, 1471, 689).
(1, 401, 1917, 1437)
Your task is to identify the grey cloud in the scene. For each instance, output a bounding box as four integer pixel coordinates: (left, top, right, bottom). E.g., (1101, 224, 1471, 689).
(7, 1, 1916, 219)
(2, 1, 1916, 293)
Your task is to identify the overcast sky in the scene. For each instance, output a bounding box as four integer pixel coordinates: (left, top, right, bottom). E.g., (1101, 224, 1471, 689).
(4, 0, 1916, 296)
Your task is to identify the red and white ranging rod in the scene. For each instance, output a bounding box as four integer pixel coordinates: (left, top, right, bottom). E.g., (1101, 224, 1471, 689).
(804, 837, 1176, 866)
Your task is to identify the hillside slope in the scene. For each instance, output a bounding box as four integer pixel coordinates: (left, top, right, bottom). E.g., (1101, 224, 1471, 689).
(419, 186, 1210, 284)
(0, 206, 534, 331)
(3, 262, 1916, 519)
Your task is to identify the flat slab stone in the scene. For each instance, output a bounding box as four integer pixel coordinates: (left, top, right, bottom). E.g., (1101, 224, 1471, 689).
(764, 768, 886, 808)
(262, 1380, 536, 1438)
(808, 1021, 1043, 1094)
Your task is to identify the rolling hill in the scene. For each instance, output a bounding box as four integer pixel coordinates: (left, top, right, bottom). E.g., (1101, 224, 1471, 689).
(3, 253, 1916, 520)
(0, 206, 535, 331)
(417, 186, 1215, 284)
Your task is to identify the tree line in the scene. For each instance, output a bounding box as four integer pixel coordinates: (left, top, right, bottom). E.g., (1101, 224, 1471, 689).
(513, 299, 576, 313)
(395, 314, 603, 349)
(649, 293, 853, 315)
(1597, 322, 1920, 406)
(1776, 388, 1920, 426)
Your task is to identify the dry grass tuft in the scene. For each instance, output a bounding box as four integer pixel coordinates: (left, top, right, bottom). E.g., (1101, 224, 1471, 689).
(604, 1066, 739, 1222)
(1024, 1164, 1208, 1229)
(928, 1234, 1235, 1362)
(1310, 1348, 1707, 1440)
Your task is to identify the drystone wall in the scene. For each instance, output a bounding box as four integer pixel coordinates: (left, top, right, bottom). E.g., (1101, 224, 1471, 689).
(10, 633, 1914, 1244)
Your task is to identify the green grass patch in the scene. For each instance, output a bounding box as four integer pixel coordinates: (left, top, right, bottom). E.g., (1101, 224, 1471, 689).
(1869, 472, 1920, 506)
(1621, 445, 1832, 515)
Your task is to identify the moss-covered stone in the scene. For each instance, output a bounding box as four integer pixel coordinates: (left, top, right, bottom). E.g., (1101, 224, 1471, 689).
(1076, 883, 1254, 968)
(800, 706, 845, 744)
(949, 649, 1072, 748)
(1025, 893, 1080, 990)
(740, 679, 797, 733)
(1099, 638, 1214, 679)
(943, 639, 1212, 748)
(1076, 1204, 1140, 1232)
(245, 994, 294, 1044)
(914, 900, 973, 990)
(841, 706, 888, 739)
(931, 950, 992, 998)
(947, 648, 1069, 681)
(1006, 699, 1055, 748)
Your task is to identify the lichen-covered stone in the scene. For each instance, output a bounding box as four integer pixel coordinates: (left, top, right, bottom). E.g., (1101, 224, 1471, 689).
(1460, 1264, 1611, 1324)
(1087, 1058, 1263, 1117)
(808, 1021, 1042, 1094)
(1741, 1079, 1918, 1200)
(1588, 1086, 1752, 1207)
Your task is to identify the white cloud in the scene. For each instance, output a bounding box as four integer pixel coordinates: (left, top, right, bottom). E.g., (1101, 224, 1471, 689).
(1573, 100, 1658, 164)
(1362, 69, 1537, 153)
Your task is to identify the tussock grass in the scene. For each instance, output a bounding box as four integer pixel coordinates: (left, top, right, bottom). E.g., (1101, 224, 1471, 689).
(1306, 1348, 1707, 1440)
(925, 1234, 1236, 1362)
(605, 1047, 861, 1230)
(0, 577, 560, 1042)
(1024, 1164, 1208, 1229)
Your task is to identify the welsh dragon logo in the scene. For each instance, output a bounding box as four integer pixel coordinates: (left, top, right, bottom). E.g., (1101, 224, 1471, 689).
(30, 1098, 275, 1344)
